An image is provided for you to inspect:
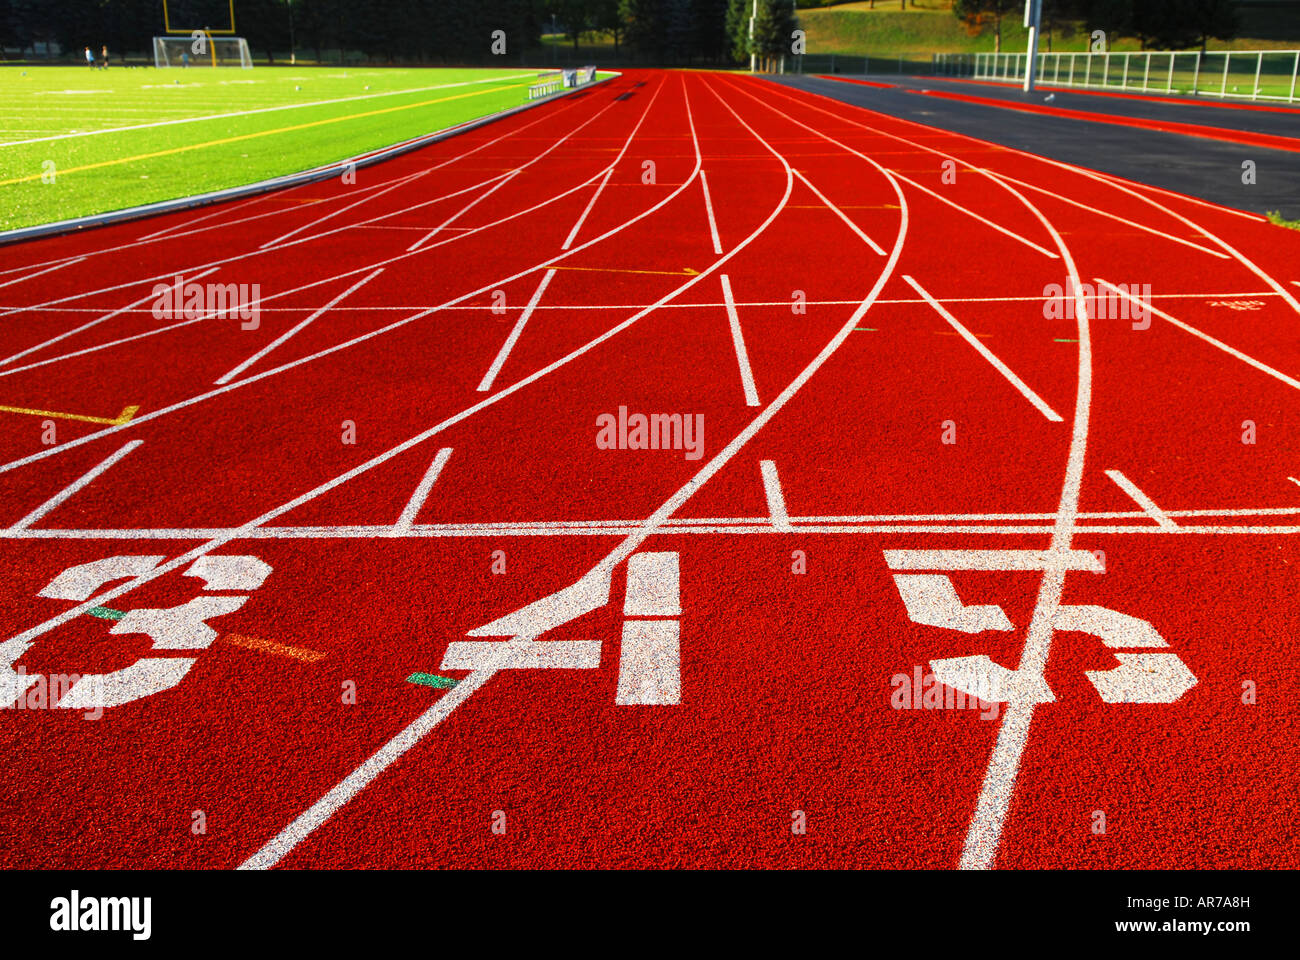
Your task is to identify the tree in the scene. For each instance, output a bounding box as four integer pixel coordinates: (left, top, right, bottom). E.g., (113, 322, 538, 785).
(953, 0, 1019, 54)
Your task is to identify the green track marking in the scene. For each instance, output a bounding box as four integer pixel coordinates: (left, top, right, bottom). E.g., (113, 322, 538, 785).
(854, 327, 878, 331)
(407, 672, 459, 689)
(1054, 338, 1079, 343)
(88, 606, 126, 620)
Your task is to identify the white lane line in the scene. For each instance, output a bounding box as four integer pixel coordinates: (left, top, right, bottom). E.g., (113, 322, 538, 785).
(8, 441, 142, 531)
(903, 274, 1064, 422)
(238, 667, 495, 870)
(0, 74, 537, 148)
(463, 74, 902, 645)
(1105, 469, 1177, 530)
(791, 169, 885, 254)
(1096, 279, 1300, 392)
(476, 269, 556, 392)
(760, 460, 793, 532)
(0, 258, 87, 292)
(0, 88, 622, 323)
(394, 447, 453, 533)
(0, 83, 681, 478)
(890, 170, 1059, 259)
(9, 521, 1300, 541)
(990, 171, 1231, 259)
(213, 268, 384, 385)
(0, 267, 218, 369)
(237, 76, 713, 870)
(1289, 476, 1300, 487)
(720, 274, 760, 406)
(258, 169, 431, 248)
(562, 167, 614, 250)
(406, 170, 520, 252)
(700, 170, 724, 254)
(956, 168, 1094, 871)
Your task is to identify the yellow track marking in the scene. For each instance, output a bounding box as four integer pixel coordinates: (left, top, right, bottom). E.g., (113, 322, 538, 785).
(0, 403, 139, 425)
(0, 83, 527, 186)
(546, 265, 700, 276)
(221, 633, 326, 663)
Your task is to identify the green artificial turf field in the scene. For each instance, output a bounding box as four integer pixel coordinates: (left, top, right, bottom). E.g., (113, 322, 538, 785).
(0, 66, 550, 232)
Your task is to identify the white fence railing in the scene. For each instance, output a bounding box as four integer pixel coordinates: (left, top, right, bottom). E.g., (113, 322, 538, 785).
(945, 49, 1300, 103)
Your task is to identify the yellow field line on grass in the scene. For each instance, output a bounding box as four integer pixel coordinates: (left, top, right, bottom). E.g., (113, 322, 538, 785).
(0, 83, 527, 186)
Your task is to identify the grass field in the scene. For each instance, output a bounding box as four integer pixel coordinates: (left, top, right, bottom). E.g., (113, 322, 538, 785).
(0, 66, 554, 233)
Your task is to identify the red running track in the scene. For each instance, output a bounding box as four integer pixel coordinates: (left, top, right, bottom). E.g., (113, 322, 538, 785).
(0, 69, 1298, 869)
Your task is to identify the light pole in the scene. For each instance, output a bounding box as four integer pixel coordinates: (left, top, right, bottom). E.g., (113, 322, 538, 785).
(1023, 0, 1043, 92)
(749, 0, 757, 73)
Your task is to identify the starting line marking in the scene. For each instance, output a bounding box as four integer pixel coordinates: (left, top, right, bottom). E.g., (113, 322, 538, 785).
(0, 403, 139, 425)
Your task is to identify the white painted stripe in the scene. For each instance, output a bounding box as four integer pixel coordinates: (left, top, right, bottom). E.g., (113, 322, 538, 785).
(0, 257, 86, 292)
(476, 269, 556, 392)
(903, 274, 1064, 422)
(1096, 279, 1300, 392)
(884, 549, 1104, 572)
(0, 267, 218, 369)
(760, 460, 792, 532)
(992, 170, 1231, 259)
(720, 274, 760, 406)
(394, 448, 452, 532)
(238, 668, 496, 869)
(562, 166, 614, 250)
(954, 168, 1095, 871)
(258, 169, 431, 248)
(889, 171, 1060, 259)
(9, 441, 142, 531)
(406, 170, 520, 252)
(1105, 469, 1177, 530)
(791, 169, 885, 255)
(700, 170, 724, 254)
(213, 268, 384, 385)
(623, 552, 681, 617)
(6, 521, 1300, 541)
(0, 74, 538, 149)
(615, 620, 681, 705)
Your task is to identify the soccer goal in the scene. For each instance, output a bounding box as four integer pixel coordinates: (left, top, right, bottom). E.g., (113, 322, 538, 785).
(153, 35, 253, 69)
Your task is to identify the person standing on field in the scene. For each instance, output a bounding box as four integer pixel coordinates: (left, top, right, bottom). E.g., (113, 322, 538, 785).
(101, 46, 109, 69)
(84, 46, 94, 68)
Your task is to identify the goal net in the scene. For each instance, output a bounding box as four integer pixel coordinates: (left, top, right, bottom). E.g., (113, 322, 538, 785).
(153, 35, 253, 68)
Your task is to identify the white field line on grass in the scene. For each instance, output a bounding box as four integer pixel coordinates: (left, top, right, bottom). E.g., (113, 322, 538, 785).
(903, 274, 1064, 422)
(0, 73, 538, 149)
(237, 72, 799, 869)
